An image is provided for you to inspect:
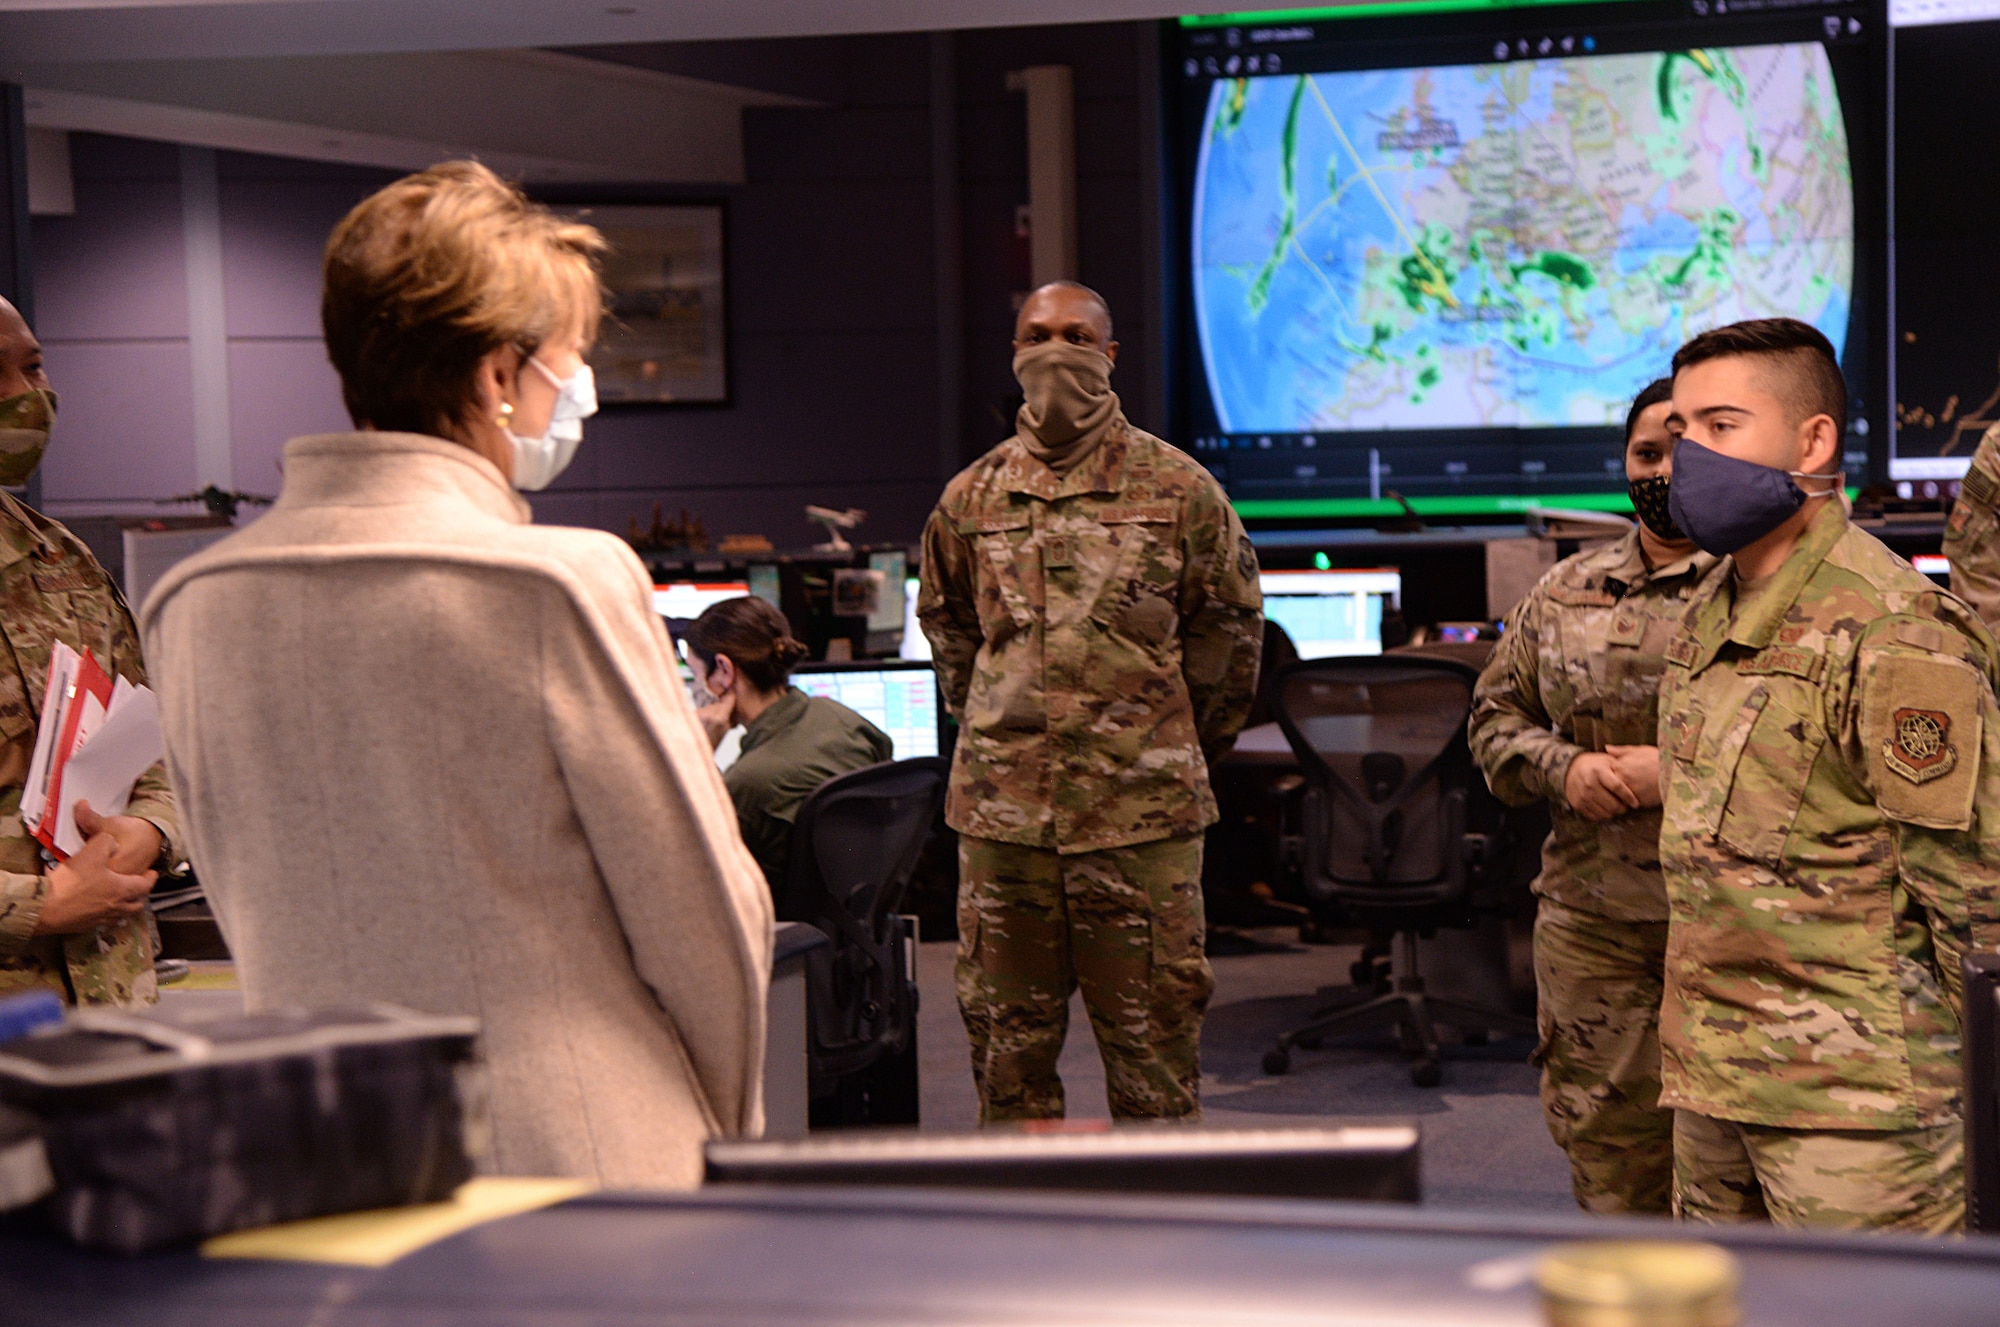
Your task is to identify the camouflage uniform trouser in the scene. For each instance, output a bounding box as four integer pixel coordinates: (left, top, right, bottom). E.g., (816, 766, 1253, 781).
(1673, 1109, 1964, 1233)
(956, 833, 1213, 1123)
(1531, 899, 1673, 1215)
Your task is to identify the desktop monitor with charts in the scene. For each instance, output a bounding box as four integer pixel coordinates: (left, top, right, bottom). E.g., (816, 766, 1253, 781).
(792, 660, 944, 760)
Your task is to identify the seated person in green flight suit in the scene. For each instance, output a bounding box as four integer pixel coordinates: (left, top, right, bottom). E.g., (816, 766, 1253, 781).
(684, 597, 892, 891)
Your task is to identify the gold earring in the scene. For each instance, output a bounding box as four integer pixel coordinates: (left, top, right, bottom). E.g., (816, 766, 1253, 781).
(496, 401, 514, 428)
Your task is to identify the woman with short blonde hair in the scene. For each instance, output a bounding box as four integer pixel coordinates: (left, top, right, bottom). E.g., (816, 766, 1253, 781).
(142, 162, 774, 1188)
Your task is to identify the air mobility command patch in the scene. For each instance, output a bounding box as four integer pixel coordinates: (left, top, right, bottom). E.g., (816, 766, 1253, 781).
(1860, 649, 1982, 830)
(1884, 708, 1955, 784)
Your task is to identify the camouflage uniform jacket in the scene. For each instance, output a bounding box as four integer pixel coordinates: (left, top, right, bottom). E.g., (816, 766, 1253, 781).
(1470, 528, 1722, 922)
(0, 491, 182, 1006)
(919, 422, 1263, 853)
(1657, 500, 2000, 1130)
(1942, 421, 2000, 630)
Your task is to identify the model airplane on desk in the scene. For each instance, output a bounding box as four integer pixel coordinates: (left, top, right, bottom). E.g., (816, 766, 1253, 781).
(807, 505, 866, 552)
(161, 486, 274, 522)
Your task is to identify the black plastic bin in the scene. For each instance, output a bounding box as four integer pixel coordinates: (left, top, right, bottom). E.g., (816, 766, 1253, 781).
(0, 1002, 479, 1253)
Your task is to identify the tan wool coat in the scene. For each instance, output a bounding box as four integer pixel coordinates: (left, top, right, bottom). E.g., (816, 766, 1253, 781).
(140, 431, 774, 1189)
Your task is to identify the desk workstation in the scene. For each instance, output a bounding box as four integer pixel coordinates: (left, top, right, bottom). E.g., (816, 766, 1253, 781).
(12, 1183, 2000, 1325)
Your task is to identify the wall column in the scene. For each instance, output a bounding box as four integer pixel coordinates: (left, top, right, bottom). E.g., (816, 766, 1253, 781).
(179, 144, 232, 492)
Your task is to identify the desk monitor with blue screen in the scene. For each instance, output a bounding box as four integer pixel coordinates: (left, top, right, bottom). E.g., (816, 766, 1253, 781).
(793, 660, 943, 760)
(654, 582, 750, 619)
(1261, 570, 1401, 659)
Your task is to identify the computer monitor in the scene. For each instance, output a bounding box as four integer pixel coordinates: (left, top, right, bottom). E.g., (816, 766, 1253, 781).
(865, 551, 909, 655)
(653, 582, 750, 619)
(1892, 0, 2000, 483)
(1261, 569, 1401, 658)
(746, 564, 781, 609)
(792, 661, 943, 759)
(900, 576, 931, 661)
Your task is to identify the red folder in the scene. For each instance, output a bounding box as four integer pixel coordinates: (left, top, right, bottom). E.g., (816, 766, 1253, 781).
(32, 649, 114, 859)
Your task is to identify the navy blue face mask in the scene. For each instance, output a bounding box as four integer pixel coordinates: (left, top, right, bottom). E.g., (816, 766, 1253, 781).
(1667, 437, 1840, 556)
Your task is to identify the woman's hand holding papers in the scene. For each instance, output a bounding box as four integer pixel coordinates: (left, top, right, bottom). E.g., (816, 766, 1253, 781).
(33, 799, 162, 935)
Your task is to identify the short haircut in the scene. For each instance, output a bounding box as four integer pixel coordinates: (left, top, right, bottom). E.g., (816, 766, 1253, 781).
(1018, 280, 1114, 340)
(1624, 377, 1674, 443)
(684, 596, 811, 694)
(322, 161, 606, 439)
(1670, 317, 1846, 436)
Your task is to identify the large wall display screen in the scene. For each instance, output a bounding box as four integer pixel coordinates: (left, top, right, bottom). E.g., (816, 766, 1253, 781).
(1170, 0, 1888, 519)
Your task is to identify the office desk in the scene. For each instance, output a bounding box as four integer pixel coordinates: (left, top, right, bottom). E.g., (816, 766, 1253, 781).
(8, 1185, 2000, 1325)
(1221, 720, 1297, 768)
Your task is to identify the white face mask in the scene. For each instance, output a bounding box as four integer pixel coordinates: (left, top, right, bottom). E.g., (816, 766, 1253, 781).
(507, 355, 598, 492)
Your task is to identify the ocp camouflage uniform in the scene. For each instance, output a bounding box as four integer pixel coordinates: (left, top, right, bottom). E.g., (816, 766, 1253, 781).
(1469, 527, 1722, 1215)
(0, 490, 181, 1007)
(920, 421, 1262, 1121)
(1658, 499, 2000, 1233)
(1942, 421, 2000, 630)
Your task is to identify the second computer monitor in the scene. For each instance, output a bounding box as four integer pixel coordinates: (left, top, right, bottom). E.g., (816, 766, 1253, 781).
(1261, 569, 1401, 659)
(901, 570, 1399, 659)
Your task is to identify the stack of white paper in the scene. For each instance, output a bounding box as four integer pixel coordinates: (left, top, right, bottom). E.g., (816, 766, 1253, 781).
(52, 680, 164, 857)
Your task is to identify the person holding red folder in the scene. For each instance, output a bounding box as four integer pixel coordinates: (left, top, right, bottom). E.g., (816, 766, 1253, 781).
(0, 296, 182, 1008)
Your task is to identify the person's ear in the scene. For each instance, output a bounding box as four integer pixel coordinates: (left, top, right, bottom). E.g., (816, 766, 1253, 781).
(471, 346, 516, 427)
(1798, 413, 1841, 475)
(709, 653, 737, 696)
(1104, 339, 1119, 365)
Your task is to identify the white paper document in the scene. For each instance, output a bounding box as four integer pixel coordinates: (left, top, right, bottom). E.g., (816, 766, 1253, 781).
(51, 680, 164, 857)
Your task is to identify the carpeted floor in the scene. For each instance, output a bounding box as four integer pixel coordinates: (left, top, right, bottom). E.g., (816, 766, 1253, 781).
(158, 923, 1579, 1215)
(916, 926, 1577, 1214)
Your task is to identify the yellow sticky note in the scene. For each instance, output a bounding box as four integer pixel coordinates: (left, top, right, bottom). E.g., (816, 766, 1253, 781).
(201, 1176, 592, 1267)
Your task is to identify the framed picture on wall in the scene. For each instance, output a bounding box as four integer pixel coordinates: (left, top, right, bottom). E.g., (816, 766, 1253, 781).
(568, 203, 729, 406)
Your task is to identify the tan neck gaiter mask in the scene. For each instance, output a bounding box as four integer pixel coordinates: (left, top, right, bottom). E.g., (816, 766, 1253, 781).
(1013, 340, 1121, 473)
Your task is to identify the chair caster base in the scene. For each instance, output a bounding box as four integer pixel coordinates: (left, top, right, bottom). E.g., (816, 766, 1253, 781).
(1411, 1059, 1442, 1087)
(1263, 1048, 1291, 1075)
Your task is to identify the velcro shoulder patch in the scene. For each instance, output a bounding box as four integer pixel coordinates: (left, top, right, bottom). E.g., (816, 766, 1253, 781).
(1892, 621, 1948, 654)
(1965, 460, 2000, 509)
(1665, 635, 1699, 667)
(1860, 651, 1984, 830)
(1740, 645, 1824, 683)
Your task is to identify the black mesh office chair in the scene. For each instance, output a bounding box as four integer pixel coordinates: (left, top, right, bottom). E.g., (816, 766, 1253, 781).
(1262, 656, 1533, 1086)
(779, 756, 947, 1126)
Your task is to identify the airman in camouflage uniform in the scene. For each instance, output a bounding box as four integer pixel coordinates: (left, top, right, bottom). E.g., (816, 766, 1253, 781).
(1658, 320, 2000, 1233)
(1941, 421, 2000, 629)
(0, 299, 181, 1008)
(1471, 509, 1722, 1214)
(920, 283, 1262, 1122)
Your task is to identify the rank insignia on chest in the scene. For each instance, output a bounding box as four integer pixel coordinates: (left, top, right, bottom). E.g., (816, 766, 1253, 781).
(1042, 534, 1074, 569)
(1884, 707, 1957, 784)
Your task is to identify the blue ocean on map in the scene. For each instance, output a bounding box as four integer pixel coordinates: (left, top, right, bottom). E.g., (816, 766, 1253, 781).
(1191, 44, 1854, 433)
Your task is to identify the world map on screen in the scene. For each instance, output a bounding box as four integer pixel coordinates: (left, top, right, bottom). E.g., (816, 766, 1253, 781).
(1191, 44, 1853, 433)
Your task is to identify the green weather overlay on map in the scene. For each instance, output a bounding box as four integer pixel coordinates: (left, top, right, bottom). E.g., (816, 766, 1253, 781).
(1192, 44, 1853, 432)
